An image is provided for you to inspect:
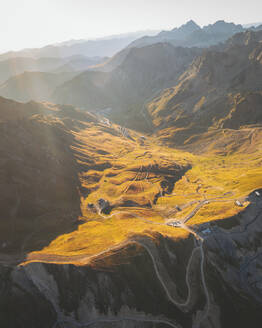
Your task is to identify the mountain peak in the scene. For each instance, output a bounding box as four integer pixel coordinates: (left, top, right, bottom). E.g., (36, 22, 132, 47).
(214, 20, 227, 25)
(172, 20, 200, 32)
(203, 20, 244, 33)
(185, 20, 200, 28)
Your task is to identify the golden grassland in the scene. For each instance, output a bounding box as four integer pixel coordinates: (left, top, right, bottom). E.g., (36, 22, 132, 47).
(24, 123, 262, 264)
(29, 210, 188, 259)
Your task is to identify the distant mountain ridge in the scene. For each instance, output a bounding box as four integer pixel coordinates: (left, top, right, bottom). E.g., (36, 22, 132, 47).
(1, 21, 262, 137)
(0, 71, 78, 102)
(0, 55, 106, 84)
(129, 20, 262, 49)
(38, 30, 262, 134)
(0, 31, 159, 61)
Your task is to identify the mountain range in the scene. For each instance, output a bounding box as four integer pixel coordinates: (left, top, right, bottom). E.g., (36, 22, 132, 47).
(0, 31, 159, 61)
(50, 29, 262, 137)
(1, 20, 261, 113)
(147, 30, 262, 144)
(129, 20, 262, 48)
(0, 55, 106, 84)
(1, 20, 262, 328)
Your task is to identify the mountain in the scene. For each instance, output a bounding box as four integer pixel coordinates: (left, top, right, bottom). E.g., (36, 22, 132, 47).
(1, 94, 262, 327)
(0, 55, 106, 84)
(0, 57, 66, 84)
(158, 20, 201, 39)
(90, 47, 133, 72)
(203, 20, 243, 34)
(244, 22, 262, 28)
(129, 20, 245, 49)
(52, 43, 202, 128)
(0, 71, 78, 102)
(0, 96, 100, 260)
(52, 70, 113, 110)
(146, 30, 262, 145)
(52, 55, 108, 73)
(0, 31, 159, 61)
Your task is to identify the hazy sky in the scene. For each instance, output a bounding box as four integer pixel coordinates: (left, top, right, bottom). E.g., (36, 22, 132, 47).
(2, 0, 262, 52)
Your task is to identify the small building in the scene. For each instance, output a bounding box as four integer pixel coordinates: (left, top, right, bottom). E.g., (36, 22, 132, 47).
(255, 191, 260, 197)
(235, 200, 243, 207)
(97, 198, 110, 213)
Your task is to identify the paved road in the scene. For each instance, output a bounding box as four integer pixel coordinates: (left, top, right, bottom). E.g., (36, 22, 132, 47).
(196, 243, 210, 328)
(181, 196, 236, 224)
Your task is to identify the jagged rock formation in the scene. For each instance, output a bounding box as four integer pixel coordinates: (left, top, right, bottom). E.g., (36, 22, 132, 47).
(129, 20, 246, 49)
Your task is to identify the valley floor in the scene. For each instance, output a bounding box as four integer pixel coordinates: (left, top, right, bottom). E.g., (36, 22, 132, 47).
(22, 121, 262, 266)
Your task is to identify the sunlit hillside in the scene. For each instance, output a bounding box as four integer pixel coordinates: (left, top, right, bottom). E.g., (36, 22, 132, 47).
(19, 114, 262, 266)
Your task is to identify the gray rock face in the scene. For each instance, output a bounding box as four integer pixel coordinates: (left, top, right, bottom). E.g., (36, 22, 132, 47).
(205, 190, 262, 314)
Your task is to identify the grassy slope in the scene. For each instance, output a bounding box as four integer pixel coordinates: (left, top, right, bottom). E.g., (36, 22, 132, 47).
(24, 122, 262, 265)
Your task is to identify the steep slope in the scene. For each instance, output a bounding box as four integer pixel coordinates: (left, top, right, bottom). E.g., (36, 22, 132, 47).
(0, 95, 192, 261)
(147, 30, 262, 144)
(0, 98, 85, 258)
(0, 71, 78, 102)
(91, 47, 133, 72)
(52, 70, 113, 110)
